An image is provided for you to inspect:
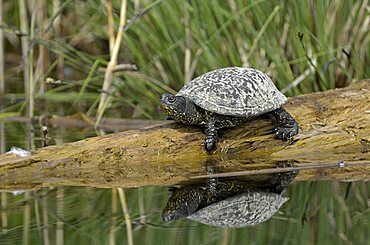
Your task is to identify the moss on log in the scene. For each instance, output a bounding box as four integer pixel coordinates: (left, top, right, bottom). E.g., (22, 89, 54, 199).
(0, 81, 369, 190)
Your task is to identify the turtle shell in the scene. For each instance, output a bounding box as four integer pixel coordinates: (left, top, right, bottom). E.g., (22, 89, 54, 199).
(188, 190, 288, 228)
(177, 67, 287, 117)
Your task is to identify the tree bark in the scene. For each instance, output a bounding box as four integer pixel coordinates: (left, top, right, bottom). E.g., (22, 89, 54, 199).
(0, 81, 369, 190)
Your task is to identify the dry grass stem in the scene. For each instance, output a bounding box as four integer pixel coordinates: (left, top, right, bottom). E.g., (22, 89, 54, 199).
(118, 188, 133, 245)
(98, 63, 138, 73)
(23, 191, 30, 245)
(42, 195, 50, 245)
(184, 2, 191, 84)
(282, 67, 314, 93)
(56, 187, 64, 245)
(1, 192, 7, 235)
(107, 0, 115, 55)
(0, 0, 4, 93)
(109, 188, 117, 245)
(18, 0, 30, 116)
(96, 0, 127, 125)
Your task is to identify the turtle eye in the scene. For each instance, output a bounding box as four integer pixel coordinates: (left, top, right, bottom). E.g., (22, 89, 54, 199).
(168, 96, 176, 103)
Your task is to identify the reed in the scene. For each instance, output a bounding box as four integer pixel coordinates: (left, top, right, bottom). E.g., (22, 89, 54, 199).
(0, 0, 4, 94)
(118, 188, 133, 245)
(96, 0, 127, 126)
(42, 194, 50, 245)
(1, 192, 7, 236)
(35, 0, 49, 98)
(56, 187, 64, 245)
(1, 0, 367, 121)
(18, 0, 30, 117)
(0, 3, 369, 244)
(110, 188, 117, 245)
(22, 191, 31, 245)
(28, 1, 35, 119)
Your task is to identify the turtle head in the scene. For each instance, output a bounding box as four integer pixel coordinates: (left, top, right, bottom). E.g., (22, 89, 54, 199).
(160, 94, 203, 125)
(162, 187, 202, 222)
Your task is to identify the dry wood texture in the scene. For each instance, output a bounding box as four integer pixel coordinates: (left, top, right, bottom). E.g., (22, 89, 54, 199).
(0, 81, 369, 190)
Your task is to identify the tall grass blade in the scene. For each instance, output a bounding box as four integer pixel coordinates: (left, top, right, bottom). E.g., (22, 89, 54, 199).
(18, 0, 30, 117)
(96, 0, 127, 126)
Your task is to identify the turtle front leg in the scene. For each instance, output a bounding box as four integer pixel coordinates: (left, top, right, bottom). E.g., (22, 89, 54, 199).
(270, 108, 299, 140)
(204, 121, 218, 152)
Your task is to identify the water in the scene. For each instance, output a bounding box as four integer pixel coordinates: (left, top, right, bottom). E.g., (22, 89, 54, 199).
(1, 182, 368, 244)
(0, 121, 369, 245)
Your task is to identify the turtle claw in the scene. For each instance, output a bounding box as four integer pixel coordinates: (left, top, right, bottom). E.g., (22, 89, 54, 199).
(204, 139, 217, 153)
(275, 125, 298, 141)
(271, 108, 299, 141)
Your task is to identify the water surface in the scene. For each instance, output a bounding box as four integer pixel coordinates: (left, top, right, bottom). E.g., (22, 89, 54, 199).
(0, 120, 369, 245)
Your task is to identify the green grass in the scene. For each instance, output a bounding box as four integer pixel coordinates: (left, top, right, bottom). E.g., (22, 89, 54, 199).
(1, 2, 369, 244)
(1, 0, 369, 119)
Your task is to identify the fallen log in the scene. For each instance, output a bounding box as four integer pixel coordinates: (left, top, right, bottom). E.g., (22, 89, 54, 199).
(0, 81, 369, 190)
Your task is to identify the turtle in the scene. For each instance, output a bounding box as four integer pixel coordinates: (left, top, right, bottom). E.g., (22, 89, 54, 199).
(162, 166, 298, 227)
(188, 189, 289, 227)
(160, 67, 299, 152)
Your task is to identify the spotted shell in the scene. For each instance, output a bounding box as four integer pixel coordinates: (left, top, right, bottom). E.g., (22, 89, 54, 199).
(188, 191, 289, 228)
(177, 67, 287, 117)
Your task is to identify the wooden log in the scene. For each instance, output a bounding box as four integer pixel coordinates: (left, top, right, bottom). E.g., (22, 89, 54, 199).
(0, 81, 369, 190)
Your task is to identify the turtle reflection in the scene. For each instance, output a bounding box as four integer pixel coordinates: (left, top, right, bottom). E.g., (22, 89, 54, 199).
(162, 166, 298, 228)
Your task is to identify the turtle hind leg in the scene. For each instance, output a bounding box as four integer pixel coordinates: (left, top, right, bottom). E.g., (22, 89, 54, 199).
(271, 108, 299, 140)
(204, 121, 218, 153)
